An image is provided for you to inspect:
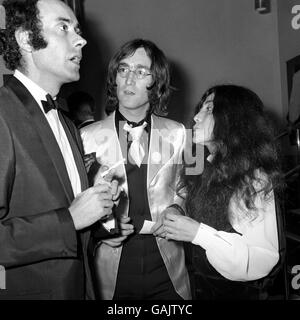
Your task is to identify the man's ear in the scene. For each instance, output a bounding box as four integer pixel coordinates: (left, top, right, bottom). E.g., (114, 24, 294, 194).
(15, 28, 32, 52)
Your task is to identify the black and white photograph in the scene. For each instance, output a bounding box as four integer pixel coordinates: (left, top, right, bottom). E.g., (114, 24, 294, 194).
(0, 0, 299, 316)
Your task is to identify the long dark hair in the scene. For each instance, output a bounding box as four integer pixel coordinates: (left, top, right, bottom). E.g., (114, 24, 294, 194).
(105, 38, 170, 116)
(181, 85, 282, 230)
(0, 0, 48, 71)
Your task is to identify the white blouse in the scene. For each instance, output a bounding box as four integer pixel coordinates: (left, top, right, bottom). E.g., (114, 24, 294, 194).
(192, 171, 279, 282)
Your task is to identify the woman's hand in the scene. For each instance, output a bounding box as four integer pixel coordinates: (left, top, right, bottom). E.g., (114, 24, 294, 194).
(163, 212, 200, 242)
(151, 207, 181, 238)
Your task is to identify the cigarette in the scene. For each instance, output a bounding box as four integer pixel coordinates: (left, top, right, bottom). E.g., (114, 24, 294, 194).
(100, 158, 126, 177)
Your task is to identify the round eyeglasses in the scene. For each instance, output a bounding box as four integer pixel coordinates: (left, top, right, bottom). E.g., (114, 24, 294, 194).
(117, 65, 152, 80)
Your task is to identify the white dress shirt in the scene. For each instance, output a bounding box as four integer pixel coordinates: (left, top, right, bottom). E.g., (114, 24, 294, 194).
(192, 169, 279, 282)
(14, 70, 82, 197)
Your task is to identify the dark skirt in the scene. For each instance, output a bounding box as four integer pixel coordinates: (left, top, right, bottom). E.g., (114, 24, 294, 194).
(187, 244, 272, 300)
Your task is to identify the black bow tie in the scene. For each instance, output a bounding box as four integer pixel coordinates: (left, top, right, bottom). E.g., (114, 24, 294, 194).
(126, 119, 150, 132)
(41, 94, 59, 113)
(126, 119, 143, 127)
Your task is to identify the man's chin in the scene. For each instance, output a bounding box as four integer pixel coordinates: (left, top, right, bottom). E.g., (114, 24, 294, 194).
(119, 101, 150, 111)
(65, 72, 80, 83)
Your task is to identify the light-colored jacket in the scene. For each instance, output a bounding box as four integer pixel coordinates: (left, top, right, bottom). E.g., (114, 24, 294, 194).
(81, 112, 191, 300)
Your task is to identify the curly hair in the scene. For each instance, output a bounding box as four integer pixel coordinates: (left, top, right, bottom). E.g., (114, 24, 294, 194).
(181, 85, 283, 230)
(105, 38, 170, 116)
(0, 0, 48, 71)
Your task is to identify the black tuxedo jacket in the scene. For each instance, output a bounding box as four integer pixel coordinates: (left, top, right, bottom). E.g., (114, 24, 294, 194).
(0, 76, 92, 299)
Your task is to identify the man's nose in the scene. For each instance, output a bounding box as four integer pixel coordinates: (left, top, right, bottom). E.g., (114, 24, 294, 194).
(75, 34, 87, 48)
(125, 70, 136, 85)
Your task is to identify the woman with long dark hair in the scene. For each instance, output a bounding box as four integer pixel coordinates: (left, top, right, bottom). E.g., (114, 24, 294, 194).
(162, 84, 284, 299)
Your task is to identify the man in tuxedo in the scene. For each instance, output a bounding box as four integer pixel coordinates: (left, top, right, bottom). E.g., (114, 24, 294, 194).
(0, 0, 115, 299)
(81, 39, 191, 300)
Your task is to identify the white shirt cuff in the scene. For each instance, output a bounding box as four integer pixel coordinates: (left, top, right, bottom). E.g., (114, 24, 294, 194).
(192, 223, 217, 249)
(192, 223, 234, 250)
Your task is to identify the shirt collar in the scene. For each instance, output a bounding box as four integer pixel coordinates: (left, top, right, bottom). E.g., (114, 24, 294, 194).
(115, 109, 151, 128)
(14, 70, 54, 111)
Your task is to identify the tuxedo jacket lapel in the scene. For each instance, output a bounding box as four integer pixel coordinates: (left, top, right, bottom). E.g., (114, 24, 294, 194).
(147, 115, 175, 186)
(5, 76, 74, 202)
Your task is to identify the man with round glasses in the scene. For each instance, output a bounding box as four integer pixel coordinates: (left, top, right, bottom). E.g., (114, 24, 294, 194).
(117, 64, 152, 79)
(81, 39, 191, 300)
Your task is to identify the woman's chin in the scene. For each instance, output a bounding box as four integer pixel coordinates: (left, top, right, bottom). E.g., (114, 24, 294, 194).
(193, 135, 205, 145)
(193, 140, 206, 147)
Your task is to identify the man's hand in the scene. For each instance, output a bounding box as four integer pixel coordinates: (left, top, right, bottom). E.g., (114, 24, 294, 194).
(69, 183, 114, 230)
(102, 216, 134, 247)
(97, 166, 123, 202)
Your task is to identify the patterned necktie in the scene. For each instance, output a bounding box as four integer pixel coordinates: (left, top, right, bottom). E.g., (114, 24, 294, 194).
(41, 94, 59, 113)
(123, 121, 147, 167)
